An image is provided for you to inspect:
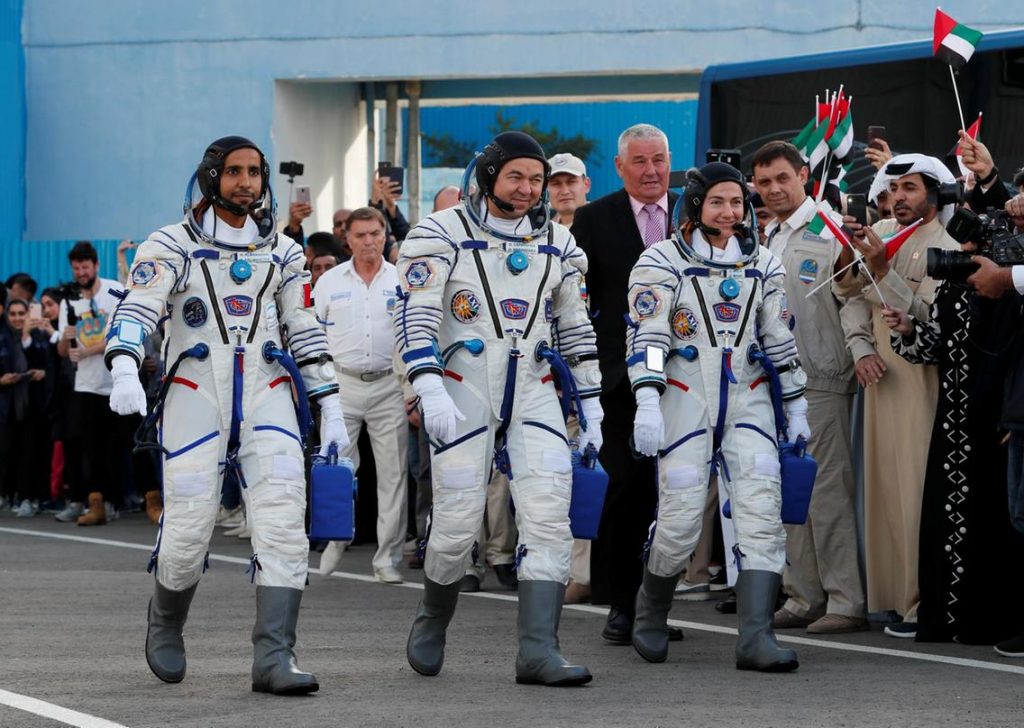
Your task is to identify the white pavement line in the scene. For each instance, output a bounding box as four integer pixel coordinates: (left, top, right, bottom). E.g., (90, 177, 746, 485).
(6, 526, 1024, 676)
(0, 688, 130, 728)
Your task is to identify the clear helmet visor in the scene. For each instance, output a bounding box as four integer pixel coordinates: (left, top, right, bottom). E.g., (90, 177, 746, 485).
(458, 155, 552, 242)
(182, 172, 278, 250)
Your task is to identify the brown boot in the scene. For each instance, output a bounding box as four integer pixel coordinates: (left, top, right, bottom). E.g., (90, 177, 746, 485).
(145, 491, 163, 525)
(77, 492, 107, 526)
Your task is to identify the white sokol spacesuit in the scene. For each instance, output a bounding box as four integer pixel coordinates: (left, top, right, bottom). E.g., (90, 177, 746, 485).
(399, 131, 602, 686)
(626, 162, 808, 672)
(105, 137, 345, 695)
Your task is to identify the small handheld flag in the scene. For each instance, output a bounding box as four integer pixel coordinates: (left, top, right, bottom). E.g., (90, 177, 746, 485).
(933, 8, 982, 70)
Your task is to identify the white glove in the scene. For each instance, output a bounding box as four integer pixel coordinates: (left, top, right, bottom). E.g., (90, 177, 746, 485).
(784, 396, 811, 442)
(576, 397, 604, 454)
(412, 373, 465, 443)
(318, 393, 351, 457)
(109, 355, 147, 416)
(632, 387, 664, 457)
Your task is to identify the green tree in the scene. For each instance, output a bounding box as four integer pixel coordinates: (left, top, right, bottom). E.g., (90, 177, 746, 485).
(421, 132, 477, 167)
(490, 111, 598, 163)
(422, 111, 601, 167)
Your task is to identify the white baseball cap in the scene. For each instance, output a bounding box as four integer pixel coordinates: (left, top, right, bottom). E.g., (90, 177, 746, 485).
(548, 153, 587, 178)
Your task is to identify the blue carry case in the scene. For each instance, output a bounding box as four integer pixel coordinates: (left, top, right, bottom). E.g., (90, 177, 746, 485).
(308, 445, 357, 541)
(569, 444, 609, 539)
(721, 438, 817, 525)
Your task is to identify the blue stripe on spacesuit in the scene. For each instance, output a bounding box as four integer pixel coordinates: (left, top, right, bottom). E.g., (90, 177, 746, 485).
(192, 249, 219, 259)
(433, 425, 488, 454)
(166, 431, 219, 460)
(253, 424, 302, 445)
(734, 422, 777, 448)
(523, 420, 569, 445)
(659, 428, 707, 457)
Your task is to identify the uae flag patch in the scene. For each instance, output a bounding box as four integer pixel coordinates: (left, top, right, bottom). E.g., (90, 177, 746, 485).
(933, 9, 982, 70)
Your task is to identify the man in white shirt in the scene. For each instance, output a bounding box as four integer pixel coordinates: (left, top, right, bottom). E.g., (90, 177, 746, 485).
(55, 242, 127, 525)
(313, 207, 408, 584)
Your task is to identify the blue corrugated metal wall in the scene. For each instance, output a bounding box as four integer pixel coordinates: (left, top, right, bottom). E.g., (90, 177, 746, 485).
(1, 240, 123, 292)
(0, 0, 25, 245)
(414, 99, 697, 199)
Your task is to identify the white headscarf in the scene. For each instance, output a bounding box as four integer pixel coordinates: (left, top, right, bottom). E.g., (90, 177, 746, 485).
(868, 153, 958, 225)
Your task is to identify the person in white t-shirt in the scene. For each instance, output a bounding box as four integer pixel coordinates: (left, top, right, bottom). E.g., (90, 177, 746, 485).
(54, 242, 126, 525)
(313, 207, 409, 584)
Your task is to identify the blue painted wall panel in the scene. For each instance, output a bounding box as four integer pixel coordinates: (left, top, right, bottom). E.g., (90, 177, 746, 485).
(0, 0, 25, 244)
(1, 240, 121, 294)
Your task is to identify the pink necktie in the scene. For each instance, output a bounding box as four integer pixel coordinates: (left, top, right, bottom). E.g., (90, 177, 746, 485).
(643, 203, 663, 248)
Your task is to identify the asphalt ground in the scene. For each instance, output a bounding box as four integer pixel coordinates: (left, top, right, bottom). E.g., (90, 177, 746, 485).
(1, 513, 1022, 728)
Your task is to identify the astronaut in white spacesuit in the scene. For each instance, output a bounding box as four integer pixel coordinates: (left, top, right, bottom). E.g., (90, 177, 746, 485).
(105, 136, 349, 695)
(625, 162, 810, 672)
(396, 131, 604, 686)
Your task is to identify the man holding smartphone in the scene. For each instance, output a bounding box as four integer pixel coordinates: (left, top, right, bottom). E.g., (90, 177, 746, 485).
(751, 140, 867, 634)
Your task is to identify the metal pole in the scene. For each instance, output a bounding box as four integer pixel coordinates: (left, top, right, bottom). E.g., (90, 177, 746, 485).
(385, 81, 399, 165)
(364, 81, 377, 197)
(406, 80, 422, 225)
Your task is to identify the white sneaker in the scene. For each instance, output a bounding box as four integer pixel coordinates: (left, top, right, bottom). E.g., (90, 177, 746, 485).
(104, 502, 119, 522)
(675, 579, 713, 601)
(14, 499, 36, 518)
(54, 502, 84, 522)
(374, 565, 403, 584)
(224, 517, 249, 537)
(218, 507, 244, 529)
(319, 541, 349, 574)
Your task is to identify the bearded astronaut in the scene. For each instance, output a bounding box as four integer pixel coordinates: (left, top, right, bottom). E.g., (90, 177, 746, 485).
(626, 162, 810, 672)
(104, 136, 349, 694)
(396, 131, 604, 686)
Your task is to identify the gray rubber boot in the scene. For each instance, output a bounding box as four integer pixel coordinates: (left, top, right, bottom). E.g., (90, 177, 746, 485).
(251, 586, 319, 694)
(407, 577, 461, 676)
(146, 581, 198, 683)
(735, 570, 799, 672)
(515, 580, 592, 686)
(632, 568, 680, 663)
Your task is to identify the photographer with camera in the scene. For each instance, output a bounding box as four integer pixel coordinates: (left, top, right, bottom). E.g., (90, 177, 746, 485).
(833, 154, 961, 639)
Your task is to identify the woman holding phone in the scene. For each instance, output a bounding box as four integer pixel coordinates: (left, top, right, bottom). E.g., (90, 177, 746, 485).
(0, 295, 52, 516)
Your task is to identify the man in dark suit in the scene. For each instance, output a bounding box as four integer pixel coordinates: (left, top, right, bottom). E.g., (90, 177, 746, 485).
(571, 123, 681, 643)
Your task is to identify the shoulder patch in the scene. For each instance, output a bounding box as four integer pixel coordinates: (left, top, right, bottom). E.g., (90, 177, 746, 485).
(404, 261, 434, 289)
(130, 260, 160, 288)
(632, 288, 662, 319)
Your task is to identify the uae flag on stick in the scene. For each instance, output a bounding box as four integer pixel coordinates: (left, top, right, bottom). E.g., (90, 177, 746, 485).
(955, 112, 982, 177)
(934, 9, 982, 70)
(882, 218, 925, 260)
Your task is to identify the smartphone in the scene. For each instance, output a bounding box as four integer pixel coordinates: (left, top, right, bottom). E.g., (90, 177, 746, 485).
(867, 126, 887, 151)
(294, 184, 311, 205)
(846, 193, 867, 226)
(29, 302, 42, 320)
(668, 170, 689, 188)
(705, 148, 742, 169)
(378, 162, 405, 196)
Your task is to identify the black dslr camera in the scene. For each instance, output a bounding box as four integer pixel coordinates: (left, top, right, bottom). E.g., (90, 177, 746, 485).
(927, 207, 1024, 281)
